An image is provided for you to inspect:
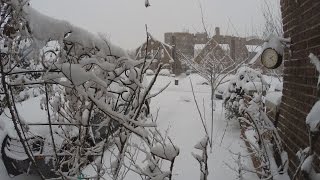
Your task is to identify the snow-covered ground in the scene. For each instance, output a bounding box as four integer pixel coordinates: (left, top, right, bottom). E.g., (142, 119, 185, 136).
(0, 73, 262, 179)
(145, 74, 258, 180)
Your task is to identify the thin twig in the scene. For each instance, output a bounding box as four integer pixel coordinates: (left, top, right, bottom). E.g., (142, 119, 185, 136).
(189, 78, 212, 148)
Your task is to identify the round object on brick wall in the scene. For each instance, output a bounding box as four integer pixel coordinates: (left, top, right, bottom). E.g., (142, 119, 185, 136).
(261, 48, 283, 69)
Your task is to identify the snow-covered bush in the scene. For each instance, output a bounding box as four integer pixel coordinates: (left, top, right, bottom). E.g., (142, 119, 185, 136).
(0, 1, 178, 179)
(223, 66, 289, 179)
(224, 66, 269, 119)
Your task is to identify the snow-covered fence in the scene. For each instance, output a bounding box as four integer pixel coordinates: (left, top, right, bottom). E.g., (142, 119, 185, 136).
(0, 1, 178, 179)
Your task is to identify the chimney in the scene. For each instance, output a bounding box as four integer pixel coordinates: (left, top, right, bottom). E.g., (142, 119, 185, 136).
(215, 27, 220, 36)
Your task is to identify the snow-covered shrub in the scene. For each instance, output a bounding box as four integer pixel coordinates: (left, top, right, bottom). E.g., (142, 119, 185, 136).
(224, 66, 269, 120)
(0, 1, 179, 179)
(223, 66, 289, 179)
(0, 1, 49, 178)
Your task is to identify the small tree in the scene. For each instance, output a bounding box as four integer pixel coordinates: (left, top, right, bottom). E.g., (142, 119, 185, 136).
(178, 37, 247, 148)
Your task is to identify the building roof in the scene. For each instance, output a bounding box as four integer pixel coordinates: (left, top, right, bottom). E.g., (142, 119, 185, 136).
(135, 34, 174, 61)
(194, 44, 206, 57)
(218, 44, 230, 52)
(245, 45, 262, 53)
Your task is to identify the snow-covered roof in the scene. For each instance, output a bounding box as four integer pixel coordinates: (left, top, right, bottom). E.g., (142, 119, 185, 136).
(218, 44, 230, 52)
(194, 44, 206, 50)
(135, 34, 174, 61)
(194, 44, 206, 57)
(245, 36, 260, 41)
(136, 34, 172, 52)
(149, 34, 173, 49)
(246, 45, 262, 53)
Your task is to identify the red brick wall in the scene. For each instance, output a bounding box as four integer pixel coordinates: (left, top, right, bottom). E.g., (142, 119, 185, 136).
(279, 0, 320, 178)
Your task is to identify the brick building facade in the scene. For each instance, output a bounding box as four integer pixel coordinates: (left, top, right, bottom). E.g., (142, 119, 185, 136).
(164, 28, 263, 72)
(137, 29, 264, 75)
(278, 0, 320, 178)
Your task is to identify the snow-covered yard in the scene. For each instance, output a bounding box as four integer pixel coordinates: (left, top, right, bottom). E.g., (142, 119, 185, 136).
(0, 74, 261, 179)
(145, 74, 258, 179)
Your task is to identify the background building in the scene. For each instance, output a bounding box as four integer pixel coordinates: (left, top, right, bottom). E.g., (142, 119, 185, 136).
(136, 28, 265, 75)
(136, 35, 174, 71)
(164, 28, 263, 73)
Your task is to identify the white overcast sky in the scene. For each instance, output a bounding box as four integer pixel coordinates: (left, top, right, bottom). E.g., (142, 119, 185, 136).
(30, 0, 280, 50)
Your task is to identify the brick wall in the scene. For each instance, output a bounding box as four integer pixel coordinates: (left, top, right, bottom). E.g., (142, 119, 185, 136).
(164, 32, 196, 58)
(279, 0, 320, 178)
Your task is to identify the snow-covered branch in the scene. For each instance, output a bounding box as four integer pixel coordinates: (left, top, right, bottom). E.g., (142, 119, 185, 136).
(0, 1, 179, 179)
